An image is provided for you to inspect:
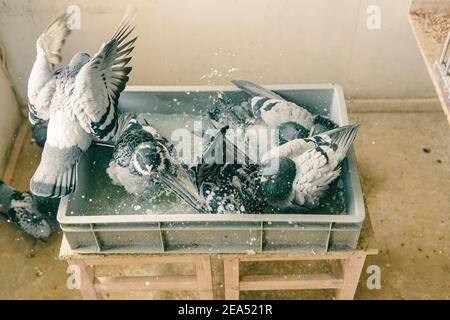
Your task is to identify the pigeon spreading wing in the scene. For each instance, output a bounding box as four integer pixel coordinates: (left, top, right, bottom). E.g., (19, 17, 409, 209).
(30, 12, 136, 198)
(28, 14, 71, 125)
(70, 12, 137, 141)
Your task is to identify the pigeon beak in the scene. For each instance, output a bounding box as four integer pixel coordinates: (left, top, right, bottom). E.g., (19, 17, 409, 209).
(146, 165, 153, 173)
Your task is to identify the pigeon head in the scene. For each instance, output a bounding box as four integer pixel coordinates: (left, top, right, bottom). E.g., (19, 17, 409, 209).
(0, 181, 14, 210)
(28, 218, 53, 239)
(277, 121, 309, 145)
(259, 157, 296, 200)
(132, 142, 166, 176)
(68, 52, 90, 72)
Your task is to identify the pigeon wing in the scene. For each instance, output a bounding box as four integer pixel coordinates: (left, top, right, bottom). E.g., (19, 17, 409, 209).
(28, 14, 71, 124)
(231, 80, 284, 100)
(293, 148, 341, 207)
(320, 124, 359, 166)
(38, 14, 72, 67)
(71, 12, 136, 141)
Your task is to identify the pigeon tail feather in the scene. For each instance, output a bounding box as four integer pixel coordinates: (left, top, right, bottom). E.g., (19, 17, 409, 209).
(231, 80, 284, 100)
(30, 144, 82, 198)
(325, 124, 359, 164)
(160, 173, 207, 214)
(31, 163, 78, 198)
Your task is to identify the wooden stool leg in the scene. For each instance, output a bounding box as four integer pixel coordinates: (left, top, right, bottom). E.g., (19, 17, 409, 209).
(196, 256, 214, 300)
(224, 258, 240, 300)
(68, 259, 103, 300)
(336, 252, 367, 300)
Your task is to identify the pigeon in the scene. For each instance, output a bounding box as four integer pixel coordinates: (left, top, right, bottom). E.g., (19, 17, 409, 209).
(197, 163, 265, 214)
(207, 81, 337, 162)
(109, 115, 207, 213)
(231, 79, 338, 137)
(28, 11, 137, 198)
(192, 126, 267, 214)
(208, 97, 277, 161)
(259, 124, 359, 211)
(0, 181, 59, 239)
(107, 114, 170, 197)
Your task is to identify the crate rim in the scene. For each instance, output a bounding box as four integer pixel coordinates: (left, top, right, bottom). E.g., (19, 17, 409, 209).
(123, 83, 344, 93)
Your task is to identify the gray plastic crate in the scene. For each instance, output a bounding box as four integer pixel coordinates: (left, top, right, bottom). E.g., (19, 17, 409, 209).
(57, 84, 365, 253)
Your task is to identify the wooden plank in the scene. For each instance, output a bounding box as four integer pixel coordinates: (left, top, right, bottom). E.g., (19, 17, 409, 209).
(68, 259, 103, 300)
(239, 274, 344, 291)
(195, 256, 214, 300)
(336, 251, 368, 300)
(95, 275, 197, 292)
(365, 249, 378, 256)
(331, 259, 343, 278)
(81, 255, 197, 266)
(2, 121, 29, 185)
(235, 251, 353, 262)
(224, 258, 240, 300)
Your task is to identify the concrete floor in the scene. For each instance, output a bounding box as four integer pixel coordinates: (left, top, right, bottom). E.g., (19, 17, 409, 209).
(0, 109, 448, 300)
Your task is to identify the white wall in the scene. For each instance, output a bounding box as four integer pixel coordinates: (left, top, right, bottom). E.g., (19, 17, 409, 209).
(0, 0, 436, 105)
(0, 66, 21, 176)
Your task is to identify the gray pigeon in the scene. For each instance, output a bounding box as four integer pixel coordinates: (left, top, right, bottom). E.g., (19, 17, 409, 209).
(0, 181, 59, 239)
(28, 12, 137, 198)
(106, 114, 169, 197)
(108, 115, 207, 213)
(231, 80, 338, 136)
(192, 126, 267, 214)
(259, 124, 359, 210)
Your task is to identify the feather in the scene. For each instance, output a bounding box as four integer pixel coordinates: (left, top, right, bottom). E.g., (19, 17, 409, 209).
(231, 80, 284, 100)
(71, 11, 137, 141)
(319, 124, 359, 165)
(28, 14, 70, 125)
(30, 143, 82, 198)
(160, 173, 207, 214)
(37, 13, 72, 67)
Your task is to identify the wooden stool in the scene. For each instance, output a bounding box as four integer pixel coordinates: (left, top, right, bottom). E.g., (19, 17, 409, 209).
(223, 249, 378, 300)
(60, 237, 214, 300)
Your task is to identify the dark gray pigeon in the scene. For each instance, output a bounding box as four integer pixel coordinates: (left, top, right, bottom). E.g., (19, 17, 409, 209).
(0, 181, 59, 239)
(191, 126, 267, 214)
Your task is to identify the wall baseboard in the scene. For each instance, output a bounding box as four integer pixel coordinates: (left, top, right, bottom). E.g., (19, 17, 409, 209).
(346, 97, 442, 113)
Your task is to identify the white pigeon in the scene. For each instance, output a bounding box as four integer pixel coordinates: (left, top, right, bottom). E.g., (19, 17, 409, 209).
(28, 12, 137, 198)
(259, 124, 359, 210)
